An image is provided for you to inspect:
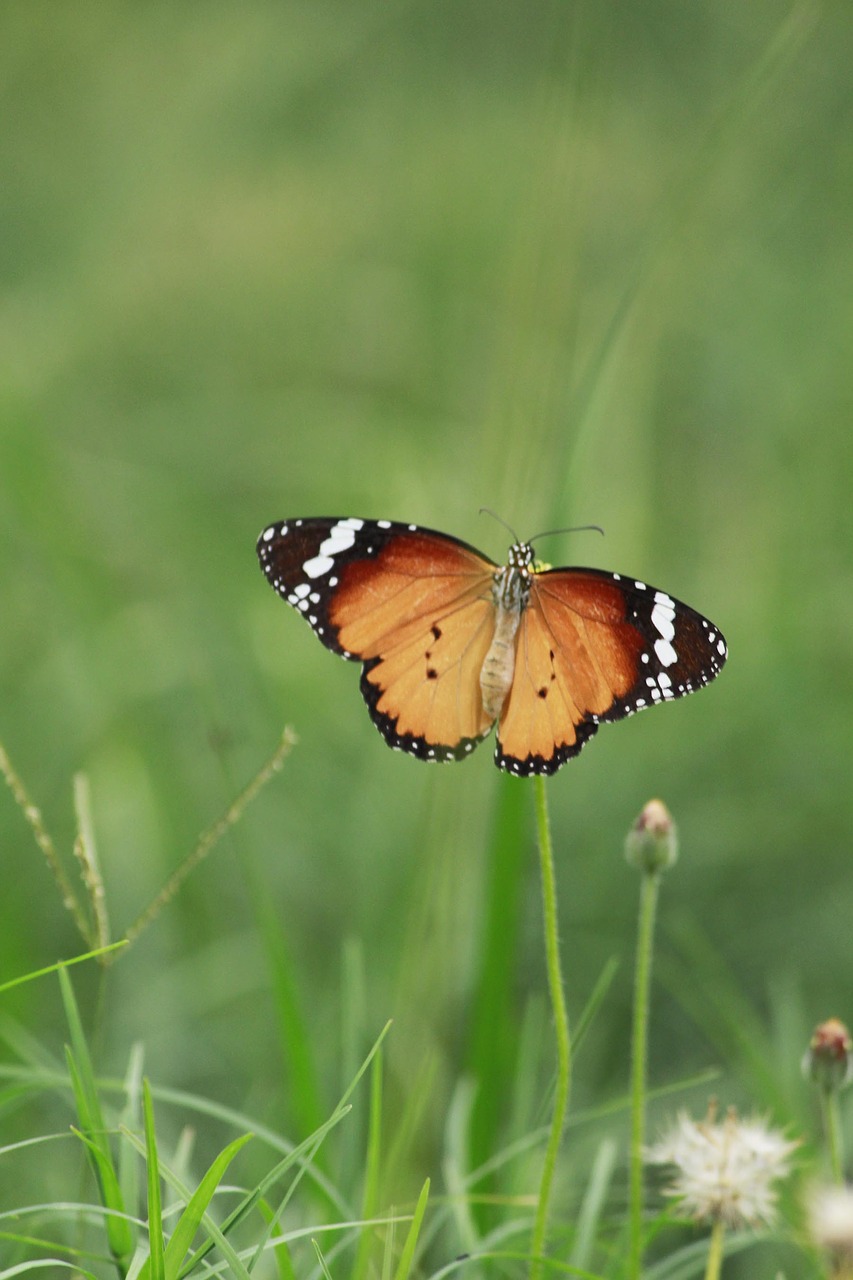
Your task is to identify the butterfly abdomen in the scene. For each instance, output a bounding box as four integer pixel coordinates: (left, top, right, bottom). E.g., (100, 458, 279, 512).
(479, 561, 531, 722)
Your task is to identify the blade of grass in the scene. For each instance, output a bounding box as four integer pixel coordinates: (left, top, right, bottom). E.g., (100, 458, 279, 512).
(464, 780, 529, 1173)
(0, 943, 126, 996)
(120, 1118, 329, 1280)
(164, 1133, 253, 1279)
(572, 957, 620, 1055)
(311, 1239, 334, 1279)
(351, 1048, 384, 1280)
(118, 1043, 145, 1248)
(142, 1080, 165, 1280)
(60, 967, 134, 1266)
(249, 862, 327, 1160)
(442, 1078, 480, 1258)
(134, 1024, 391, 1278)
(392, 1179, 430, 1280)
(245, 1021, 392, 1271)
(569, 1137, 617, 1274)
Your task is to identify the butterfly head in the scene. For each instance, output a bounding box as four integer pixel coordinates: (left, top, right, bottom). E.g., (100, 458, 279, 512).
(506, 541, 535, 571)
(492, 541, 536, 613)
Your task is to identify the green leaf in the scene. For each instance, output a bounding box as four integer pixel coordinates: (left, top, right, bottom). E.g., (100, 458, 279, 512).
(143, 1079, 165, 1280)
(61, 967, 133, 1264)
(392, 1178, 430, 1280)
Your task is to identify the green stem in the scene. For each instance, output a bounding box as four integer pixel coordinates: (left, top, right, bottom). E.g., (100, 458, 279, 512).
(628, 868, 661, 1279)
(529, 775, 571, 1280)
(704, 1218, 726, 1280)
(820, 1086, 845, 1184)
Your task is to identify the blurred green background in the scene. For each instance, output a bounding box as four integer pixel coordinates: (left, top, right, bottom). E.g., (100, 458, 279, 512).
(1, 0, 851, 1252)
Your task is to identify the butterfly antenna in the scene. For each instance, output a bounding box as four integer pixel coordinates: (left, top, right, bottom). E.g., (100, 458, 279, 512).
(479, 507, 521, 544)
(531, 523, 606, 542)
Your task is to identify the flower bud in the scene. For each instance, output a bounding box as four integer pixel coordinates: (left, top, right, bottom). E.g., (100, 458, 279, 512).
(625, 798, 678, 874)
(804, 1019, 853, 1092)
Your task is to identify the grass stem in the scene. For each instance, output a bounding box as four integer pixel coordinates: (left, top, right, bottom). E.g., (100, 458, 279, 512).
(628, 867, 661, 1278)
(529, 775, 571, 1279)
(820, 1086, 845, 1184)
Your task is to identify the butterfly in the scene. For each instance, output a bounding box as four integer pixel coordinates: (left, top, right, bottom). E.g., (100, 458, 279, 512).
(256, 517, 727, 776)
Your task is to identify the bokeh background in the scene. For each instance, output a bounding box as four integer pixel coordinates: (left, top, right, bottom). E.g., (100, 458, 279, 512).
(1, 0, 851, 1265)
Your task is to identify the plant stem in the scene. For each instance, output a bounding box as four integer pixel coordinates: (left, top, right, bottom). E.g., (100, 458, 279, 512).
(704, 1218, 726, 1280)
(529, 775, 571, 1279)
(628, 867, 661, 1279)
(821, 1086, 845, 1184)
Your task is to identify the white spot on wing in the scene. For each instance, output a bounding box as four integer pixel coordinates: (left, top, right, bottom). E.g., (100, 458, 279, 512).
(318, 521, 359, 558)
(651, 592, 676, 641)
(654, 637, 678, 667)
(303, 554, 334, 578)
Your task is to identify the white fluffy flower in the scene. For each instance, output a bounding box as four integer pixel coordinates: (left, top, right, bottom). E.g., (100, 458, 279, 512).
(646, 1105, 797, 1228)
(808, 1184, 853, 1259)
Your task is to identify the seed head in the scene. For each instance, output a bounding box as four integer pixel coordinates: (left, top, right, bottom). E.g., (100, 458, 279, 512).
(646, 1102, 797, 1228)
(808, 1183, 853, 1272)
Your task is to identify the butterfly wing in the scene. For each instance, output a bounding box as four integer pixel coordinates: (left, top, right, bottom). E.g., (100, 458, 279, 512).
(496, 568, 727, 775)
(257, 518, 499, 761)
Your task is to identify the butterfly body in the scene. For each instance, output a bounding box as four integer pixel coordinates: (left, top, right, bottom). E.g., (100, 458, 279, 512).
(257, 517, 727, 776)
(480, 544, 532, 720)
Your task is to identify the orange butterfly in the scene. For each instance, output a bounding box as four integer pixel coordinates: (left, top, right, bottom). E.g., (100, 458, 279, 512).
(257, 517, 727, 776)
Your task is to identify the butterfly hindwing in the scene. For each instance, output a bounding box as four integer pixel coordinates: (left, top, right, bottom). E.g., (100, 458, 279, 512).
(495, 600, 602, 776)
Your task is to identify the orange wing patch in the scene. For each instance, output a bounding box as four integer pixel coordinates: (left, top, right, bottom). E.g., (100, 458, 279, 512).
(533, 572, 645, 709)
(330, 538, 499, 759)
(496, 603, 592, 771)
(496, 573, 646, 773)
(363, 593, 496, 746)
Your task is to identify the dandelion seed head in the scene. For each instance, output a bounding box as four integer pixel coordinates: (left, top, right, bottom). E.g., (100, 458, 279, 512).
(808, 1184, 853, 1259)
(645, 1103, 797, 1228)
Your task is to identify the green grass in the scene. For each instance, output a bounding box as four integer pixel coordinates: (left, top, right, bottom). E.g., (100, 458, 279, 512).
(1, 0, 851, 1275)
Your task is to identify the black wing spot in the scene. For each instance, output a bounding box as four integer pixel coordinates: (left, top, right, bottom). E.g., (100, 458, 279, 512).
(426, 667, 438, 680)
(537, 687, 549, 699)
(431, 624, 442, 640)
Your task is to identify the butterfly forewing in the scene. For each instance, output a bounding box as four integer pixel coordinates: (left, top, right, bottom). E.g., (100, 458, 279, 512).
(537, 569, 727, 719)
(257, 518, 500, 760)
(494, 566, 727, 775)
